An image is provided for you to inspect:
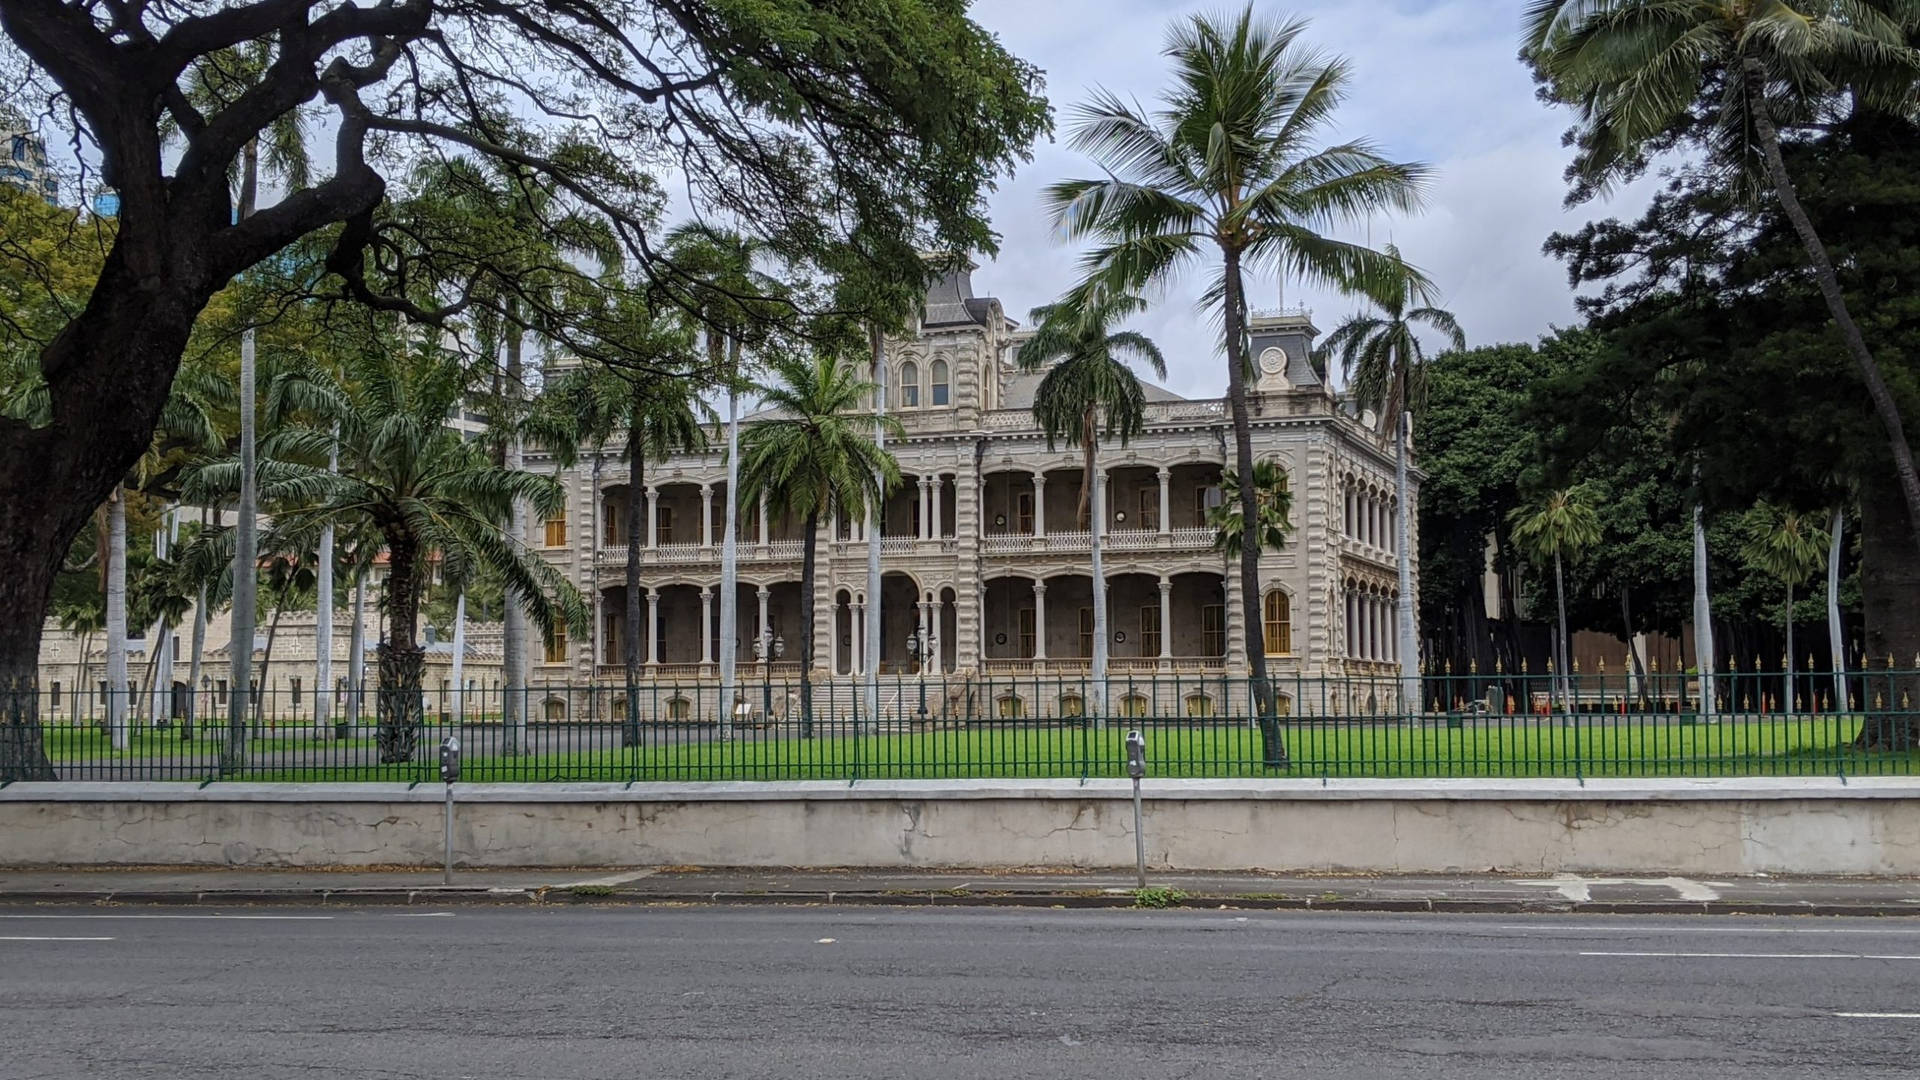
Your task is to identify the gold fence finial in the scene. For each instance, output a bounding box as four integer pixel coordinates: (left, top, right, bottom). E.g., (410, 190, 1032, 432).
(1469, 657, 1478, 675)
(1495, 655, 1505, 674)
(1650, 656, 1660, 674)
(1573, 657, 1582, 674)
(1521, 657, 1529, 674)
(1599, 656, 1609, 674)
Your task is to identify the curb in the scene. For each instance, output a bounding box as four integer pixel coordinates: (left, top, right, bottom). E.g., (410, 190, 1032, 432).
(2, 888, 1916, 917)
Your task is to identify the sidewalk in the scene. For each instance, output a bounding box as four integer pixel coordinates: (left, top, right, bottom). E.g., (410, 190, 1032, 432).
(1, 865, 1918, 915)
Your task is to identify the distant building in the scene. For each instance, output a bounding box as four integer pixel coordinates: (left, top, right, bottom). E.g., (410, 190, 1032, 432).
(2, 110, 58, 202)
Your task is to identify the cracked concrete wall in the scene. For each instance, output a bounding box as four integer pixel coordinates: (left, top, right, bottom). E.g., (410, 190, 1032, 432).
(2, 792, 1917, 873)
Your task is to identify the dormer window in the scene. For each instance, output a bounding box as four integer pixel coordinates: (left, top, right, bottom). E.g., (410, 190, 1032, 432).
(930, 359, 950, 406)
(899, 360, 920, 408)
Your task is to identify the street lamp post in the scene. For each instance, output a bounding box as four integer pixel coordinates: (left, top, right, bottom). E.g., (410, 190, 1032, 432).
(755, 631, 785, 724)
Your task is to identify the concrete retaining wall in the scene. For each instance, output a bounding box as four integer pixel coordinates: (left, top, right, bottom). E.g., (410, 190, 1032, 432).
(3, 778, 1916, 874)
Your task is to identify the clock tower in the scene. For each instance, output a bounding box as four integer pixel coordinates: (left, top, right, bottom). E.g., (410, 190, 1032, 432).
(1248, 308, 1321, 394)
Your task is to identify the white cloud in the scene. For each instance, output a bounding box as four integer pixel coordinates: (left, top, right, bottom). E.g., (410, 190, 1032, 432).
(966, 0, 1658, 397)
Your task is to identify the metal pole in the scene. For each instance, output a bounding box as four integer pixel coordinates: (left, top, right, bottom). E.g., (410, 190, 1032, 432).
(1132, 774, 1146, 889)
(443, 781, 454, 885)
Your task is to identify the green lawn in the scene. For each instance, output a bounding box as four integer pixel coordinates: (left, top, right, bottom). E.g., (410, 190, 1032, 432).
(216, 714, 1917, 783)
(41, 725, 377, 763)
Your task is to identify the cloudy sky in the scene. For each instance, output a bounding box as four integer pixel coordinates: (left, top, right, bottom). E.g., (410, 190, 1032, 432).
(962, 0, 1657, 399)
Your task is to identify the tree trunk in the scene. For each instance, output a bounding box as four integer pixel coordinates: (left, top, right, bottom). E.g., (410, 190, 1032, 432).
(1622, 589, 1645, 706)
(1693, 500, 1718, 720)
(719, 336, 741, 736)
(145, 510, 173, 727)
(799, 509, 819, 739)
(865, 323, 886, 730)
(187, 587, 206, 737)
(1394, 410, 1418, 713)
(257, 577, 294, 730)
(1855, 469, 1918, 748)
(499, 326, 528, 756)
(347, 570, 367, 727)
(1828, 507, 1848, 711)
(314, 430, 336, 729)
(1746, 67, 1920, 550)
(105, 486, 128, 750)
(1087, 420, 1108, 726)
(450, 591, 467, 722)
(1553, 551, 1571, 714)
(623, 417, 645, 748)
(376, 532, 425, 764)
(1220, 247, 1284, 766)
(1783, 583, 1794, 714)
(223, 325, 257, 775)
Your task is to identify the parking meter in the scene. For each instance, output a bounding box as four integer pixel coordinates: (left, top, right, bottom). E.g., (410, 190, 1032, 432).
(1125, 730, 1147, 886)
(1125, 730, 1147, 780)
(439, 734, 462, 784)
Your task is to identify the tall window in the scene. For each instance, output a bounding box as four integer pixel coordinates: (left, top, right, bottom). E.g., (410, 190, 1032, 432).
(49, 682, 60, 710)
(603, 611, 624, 661)
(1077, 608, 1094, 657)
(1195, 485, 1223, 527)
(1139, 603, 1161, 657)
(603, 495, 626, 545)
(899, 361, 920, 408)
(657, 505, 674, 544)
(1018, 607, 1036, 657)
(930, 360, 950, 406)
(1138, 488, 1159, 530)
(1201, 604, 1226, 657)
(544, 624, 568, 664)
(543, 505, 568, 547)
(1264, 591, 1292, 655)
(1016, 491, 1034, 534)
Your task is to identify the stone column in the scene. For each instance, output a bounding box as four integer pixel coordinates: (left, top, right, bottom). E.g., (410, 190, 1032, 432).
(931, 475, 944, 539)
(699, 587, 713, 665)
(645, 588, 660, 665)
(851, 598, 865, 674)
(1157, 577, 1173, 660)
(1157, 468, 1171, 535)
(645, 488, 659, 550)
(918, 476, 931, 539)
(756, 586, 772, 660)
(758, 491, 770, 547)
(1032, 474, 1047, 538)
(1031, 580, 1047, 660)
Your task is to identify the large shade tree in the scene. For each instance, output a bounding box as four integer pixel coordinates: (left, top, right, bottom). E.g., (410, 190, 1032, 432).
(1524, 0, 1920, 548)
(1046, 5, 1428, 730)
(0, 0, 1047, 780)
(738, 349, 900, 737)
(1015, 290, 1165, 725)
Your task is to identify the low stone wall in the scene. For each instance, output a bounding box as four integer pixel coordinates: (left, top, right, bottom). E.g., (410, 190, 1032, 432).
(2, 778, 1916, 875)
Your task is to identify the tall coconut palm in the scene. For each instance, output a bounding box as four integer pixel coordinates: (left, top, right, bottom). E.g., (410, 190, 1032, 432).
(189, 344, 588, 765)
(1740, 503, 1830, 712)
(1694, 499, 1720, 719)
(1324, 249, 1464, 709)
(1526, 0, 1920, 546)
(739, 350, 901, 737)
(664, 225, 777, 732)
(1828, 506, 1849, 709)
(1047, 6, 1429, 727)
(1510, 488, 1603, 713)
(1015, 290, 1166, 723)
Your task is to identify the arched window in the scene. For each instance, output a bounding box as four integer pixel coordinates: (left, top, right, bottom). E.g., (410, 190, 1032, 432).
(1120, 693, 1150, 718)
(930, 359, 950, 406)
(1058, 693, 1084, 718)
(1184, 693, 1214, 718)
(899, 360, 920, 408)
(1264, 590, 1292, 655)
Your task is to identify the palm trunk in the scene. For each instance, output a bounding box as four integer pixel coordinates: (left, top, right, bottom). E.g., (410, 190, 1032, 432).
(347, 570, 366, 726)
(865, 323, 886, 730)
(450, 592, 467, 722)
(1746, 67, 1920, 549)
(799, 509, 820, 738)
(1828, 507, 1847, 711)
(1394, 410, 1418, 713)
(1086, 418, 1108, 726)
(146, 510, 172, 727)
(376, 532, 425, 764)
(257, 578, 293, 729)
(718, 338, 741, 737)
(1693, 501, 1717, 720)
(1221, 247, 1283, 765)
(1553, 550, 1571, 714)
(1622, 589, 1645, 706)
(499, 326, 528, 756)
(314, 430, 337, 728)
(105, 487, 128, 750)
(623, 417, 645, 748)
(1783, 583, 1794, 714)
(187, 588, 206, 736)
(224, 144, 261, 775)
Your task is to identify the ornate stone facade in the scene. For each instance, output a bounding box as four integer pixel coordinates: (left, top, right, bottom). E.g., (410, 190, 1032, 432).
(525, 266, 1418, 713)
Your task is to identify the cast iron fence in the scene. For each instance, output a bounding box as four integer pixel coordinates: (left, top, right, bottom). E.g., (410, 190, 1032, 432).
(3, 666, 1915, 783)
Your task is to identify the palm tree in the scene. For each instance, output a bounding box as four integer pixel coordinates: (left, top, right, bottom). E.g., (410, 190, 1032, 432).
(1208, 461, 1294, 559)
(1740, 503, 1830, 712)
(1016, 290, 1166, 721)
(1324, 247, 1464, 707)
(1525, 0, 1920, 546)
(1047, 6, 1429, 725)
(1693, 498, 1720, 720)
(1510, 488, 1603, 713)
(1827, 505, 1849, 709)
(738, 350, 901, 737)
(189, 343, 588, 765)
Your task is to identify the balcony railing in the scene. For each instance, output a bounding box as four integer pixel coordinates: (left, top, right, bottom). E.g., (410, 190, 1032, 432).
(981, 526, 1218, 555)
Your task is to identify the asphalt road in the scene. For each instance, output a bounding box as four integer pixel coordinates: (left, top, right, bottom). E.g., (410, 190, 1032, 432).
(2, 906, 1917, 1079)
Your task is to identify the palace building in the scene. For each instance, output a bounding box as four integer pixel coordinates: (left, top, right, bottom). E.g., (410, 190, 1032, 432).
(523, 264, 1417, 718)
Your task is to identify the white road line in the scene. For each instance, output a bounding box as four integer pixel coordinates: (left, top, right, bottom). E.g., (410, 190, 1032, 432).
(0, 914, 332, 921)
(1835, 1013, 1920, 1019)
(390, 912, 456, 918)
(1583, 951, 1920, 960)
(1501, 925, 1920, 935)
(0, 936, 114, 941)
(559, 869, 661, 889)
(1508, 875, 1721, 902)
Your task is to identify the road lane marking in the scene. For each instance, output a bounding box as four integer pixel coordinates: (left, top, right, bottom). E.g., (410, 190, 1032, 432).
(1583, 951, 1920, 960)
(391, 912, 456, 918)
(1835, 1013, 1920, 1019)
(0, 914, 332, 921)
(559, 869, 660, 889)
(1501, 925, 1920, 935)
(1509, 874, 1720, 902)
(0, 935, 114, 941)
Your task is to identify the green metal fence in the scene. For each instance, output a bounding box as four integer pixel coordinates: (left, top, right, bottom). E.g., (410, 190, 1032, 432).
(3, 668, 1915, 783)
